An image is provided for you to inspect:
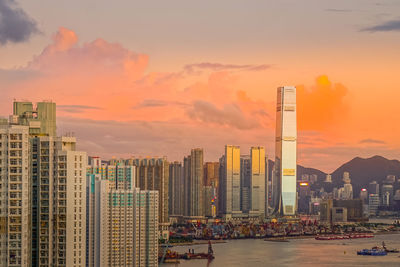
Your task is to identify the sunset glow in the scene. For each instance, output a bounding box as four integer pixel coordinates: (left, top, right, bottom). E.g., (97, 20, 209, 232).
(1, 1, 400, 172)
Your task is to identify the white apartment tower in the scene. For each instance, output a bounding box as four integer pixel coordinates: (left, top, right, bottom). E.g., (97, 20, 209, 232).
(0, 123, 31, 266)
(86, 165, 159, 267)
(32, 136, 87, 266)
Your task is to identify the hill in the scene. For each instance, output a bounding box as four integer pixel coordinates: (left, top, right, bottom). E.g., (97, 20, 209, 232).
(331, 155, 400, 197)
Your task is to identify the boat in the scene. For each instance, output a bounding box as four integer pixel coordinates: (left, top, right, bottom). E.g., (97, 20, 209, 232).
(372, 242, 400, 253)
(357, 249, 387, 256)
(315, 234, 374, 241)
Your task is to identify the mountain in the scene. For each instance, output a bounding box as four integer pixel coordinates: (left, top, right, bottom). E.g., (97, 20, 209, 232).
(331, 155, 400, 197)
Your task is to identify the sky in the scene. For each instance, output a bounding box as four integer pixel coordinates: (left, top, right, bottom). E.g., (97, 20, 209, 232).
(1, 0, 400, 172)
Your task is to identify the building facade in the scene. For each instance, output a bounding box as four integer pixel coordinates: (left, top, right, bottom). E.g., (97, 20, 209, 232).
(273, 86, 297, 216)
(0, 124, 31, 266)
(219, 145, 241, 217)
(183, 149, 204, 219)
(250, 147, 266, 217)
(169, 161, 183, 216)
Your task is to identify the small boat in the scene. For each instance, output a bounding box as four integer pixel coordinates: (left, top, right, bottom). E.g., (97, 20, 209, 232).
(357, 249, 387, 256)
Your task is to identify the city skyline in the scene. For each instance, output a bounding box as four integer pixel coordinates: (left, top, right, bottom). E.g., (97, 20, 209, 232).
(1, 1, 400, 172)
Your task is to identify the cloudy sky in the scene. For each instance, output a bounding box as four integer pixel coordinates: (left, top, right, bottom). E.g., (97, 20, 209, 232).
(1, 0, 400, 172)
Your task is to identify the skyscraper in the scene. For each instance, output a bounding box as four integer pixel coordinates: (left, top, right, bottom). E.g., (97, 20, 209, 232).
(204, 162, 219, 216)
(240, 155, 251, 213)
(204, 162, 219, 188)
(183, 149, 204, 219)
(169, 161, 183, 216)
(219, 145, 241, 217)
(31, 135, 87, 266)
(4, 101, 88, 266)
(273, 86, 297, 216)
(250, 147, 266, 217)
(130, 157, 169, 230)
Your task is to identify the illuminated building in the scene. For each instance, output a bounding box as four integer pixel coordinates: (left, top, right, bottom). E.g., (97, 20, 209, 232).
(204, 162, 219, 215)
(273, 86, 297, 216)
(250, 147, 266, 217)
(204, 162, 219, 187)
(219, 145, 241, 217)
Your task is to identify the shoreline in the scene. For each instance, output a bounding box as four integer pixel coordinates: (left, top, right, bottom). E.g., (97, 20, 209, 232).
(167, 231, 400, 246)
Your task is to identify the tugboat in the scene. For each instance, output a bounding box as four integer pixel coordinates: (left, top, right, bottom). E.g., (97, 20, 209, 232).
(372, 241, 400, 253)
(357, 249, 387, 256)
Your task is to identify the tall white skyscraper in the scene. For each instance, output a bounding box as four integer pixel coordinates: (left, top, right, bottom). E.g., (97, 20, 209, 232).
(273, 86, 297, 216)
(250, 147, 266, 217)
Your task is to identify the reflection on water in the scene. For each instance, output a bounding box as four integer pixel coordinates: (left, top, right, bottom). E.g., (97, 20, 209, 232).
(162, 234, 400, 267)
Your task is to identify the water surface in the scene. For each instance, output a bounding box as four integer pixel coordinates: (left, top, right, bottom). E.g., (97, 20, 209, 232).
(162, 233, 400, 267)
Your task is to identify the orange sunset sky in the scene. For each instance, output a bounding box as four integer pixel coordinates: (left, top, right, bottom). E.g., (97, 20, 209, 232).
(1, 0, 400, 172)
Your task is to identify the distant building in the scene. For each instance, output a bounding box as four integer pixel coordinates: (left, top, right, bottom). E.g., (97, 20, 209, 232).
(325, 174, 332, 183)
(250, 147, 266, 217)
(169, 161, 183, 216)
(320, 199, 366, 223)
(183, 149, 204, 219)
(338, 172, 353, 200)
(240, 155, 251, 213)
(369, 194, 380, 216)
(130, 157, 169, 228)
(273, 86, 297, 216)
(368, 181, 380, 195)
(359, 188, 368, 204)
(204, 186, 215, 217)
(203, 162, 219, 215)
(381, 184, 394, 207)
(219, 145, 241, 218)
(204, 162, 219, 187)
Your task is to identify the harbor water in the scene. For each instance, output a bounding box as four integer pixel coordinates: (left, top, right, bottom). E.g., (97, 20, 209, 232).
(162, 233, 400, 267)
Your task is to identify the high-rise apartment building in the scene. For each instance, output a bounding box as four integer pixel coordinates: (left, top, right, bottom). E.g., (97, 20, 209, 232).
(204, 162, 219, 188)
(169, 161, 183, 216)
(219, 145, 241, 217)
(273, 86, 297, 216)
(8, 101, 89, 266)
(183, 149, 204, 219)
(240, 155, 251, 213)
(0, 123, 31, 266)
(86, 178, 158, 267)
(130, 157, 169, 228)
(32, 136, 87, 267)
(250, 147, 266, 217)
